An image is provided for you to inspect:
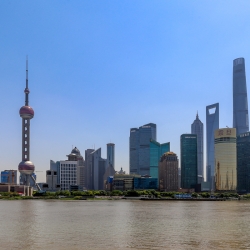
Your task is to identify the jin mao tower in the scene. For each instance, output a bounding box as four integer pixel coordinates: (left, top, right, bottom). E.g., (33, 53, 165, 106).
(191, 112, 204, 181)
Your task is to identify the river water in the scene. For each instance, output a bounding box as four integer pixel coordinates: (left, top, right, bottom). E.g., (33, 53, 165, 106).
(0, 200, 250, 249)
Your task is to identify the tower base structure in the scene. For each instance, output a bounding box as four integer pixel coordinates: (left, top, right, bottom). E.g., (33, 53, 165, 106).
(0, 184, 33, 196)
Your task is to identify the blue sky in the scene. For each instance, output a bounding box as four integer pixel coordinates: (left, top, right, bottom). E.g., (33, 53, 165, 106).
(1, 1, 250, 182)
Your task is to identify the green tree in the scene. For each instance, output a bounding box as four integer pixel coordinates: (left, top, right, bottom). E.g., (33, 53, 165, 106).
(111, 190, 123, 196)
(192, 192, 198, 198)
(125, 190, 140, 197)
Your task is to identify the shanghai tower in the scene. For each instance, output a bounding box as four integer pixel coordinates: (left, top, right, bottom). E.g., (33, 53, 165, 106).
(233, 58, 249, 135)
(18, 59, 35, 186)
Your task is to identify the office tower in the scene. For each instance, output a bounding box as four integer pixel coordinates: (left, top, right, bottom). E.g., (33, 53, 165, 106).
(180, 134, 198, 189)
(50, 160, 61, 184)
(91, 148, 101, 190)
(158, 152, 179, 192)
(46, 170, 59, 191)
(191, 112, 204, 182)
(60, 161, 77, 191)
(89, 148, 107, 190)
(103, 143, 116, 190)
(214, 128, 237, 191)
(18, 59, 35, 186)
(237, 132, 250, 193)
(67, 147, 85, 189)
(107, 143, 115, 170)
(85, 149, 95, 189)
(99, 158, 107, 190)
(60, 147, 84, 190)
(129, 128, 139, 174)
(233, 58, 249, 135)
(206, 103, 219, 189)
(150, 140, 170, 179)
(1, 170, 17, 184)
(129, 123, 156, 175)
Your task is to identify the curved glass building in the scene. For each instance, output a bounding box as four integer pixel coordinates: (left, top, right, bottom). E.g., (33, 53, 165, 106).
(233, 58, 249, 135)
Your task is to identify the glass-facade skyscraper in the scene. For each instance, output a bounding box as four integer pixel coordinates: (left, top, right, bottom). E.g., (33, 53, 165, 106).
(237, 132, 250, 193)
(180, 134, 198, 189)
(191, 113, 204, 182)
(129, 123, 156, 175)
(149, 139, 170, 179)
(233, 58, 249, 136)
(107, 143, 115, 170)
(206, 103, 219, 190)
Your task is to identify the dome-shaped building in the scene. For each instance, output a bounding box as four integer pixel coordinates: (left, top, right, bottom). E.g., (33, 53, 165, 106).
(71, 147, 81, 156)
(67, 147, 83, 161)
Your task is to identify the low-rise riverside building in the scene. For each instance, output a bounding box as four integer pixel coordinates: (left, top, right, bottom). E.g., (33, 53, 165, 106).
(0, 170, 17, 184)
(134, 175, 158, 190)
(112, 174, 157, 191)
(0, 183, 33, 196)
(112, 174, 137, 191)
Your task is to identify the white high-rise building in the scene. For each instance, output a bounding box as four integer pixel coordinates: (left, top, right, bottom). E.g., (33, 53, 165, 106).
(59, 147, 85, 191)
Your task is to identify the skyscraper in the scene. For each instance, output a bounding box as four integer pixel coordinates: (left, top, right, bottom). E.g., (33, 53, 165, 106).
(89, 148, 107, 190)
(206, 103, 219, 189)
(180, 134, 198, 189)
(85, 149, 95, 189)
(191, 112, 204, 182)
(158, 152, 179, 192)
(149, 139, 170, 179)
(107, 143, 115, 170)
(18, 59, 35, 186)
(237, 132, 250, 194)
(129, 123, 156, 175)
(233, 58, 249, 135)
(214, 128, 237, 191)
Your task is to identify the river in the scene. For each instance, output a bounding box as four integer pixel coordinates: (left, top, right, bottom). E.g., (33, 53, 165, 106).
(0, 200, 250, 249)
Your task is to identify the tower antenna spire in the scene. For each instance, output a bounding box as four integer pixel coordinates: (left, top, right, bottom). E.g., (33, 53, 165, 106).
(25, 56, 30, 106)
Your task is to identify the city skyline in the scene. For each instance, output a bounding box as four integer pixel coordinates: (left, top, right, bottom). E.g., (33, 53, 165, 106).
(1, 1, 250, 182)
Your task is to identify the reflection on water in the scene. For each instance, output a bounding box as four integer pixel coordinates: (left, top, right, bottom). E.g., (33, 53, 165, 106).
(0, 200, 250, 249)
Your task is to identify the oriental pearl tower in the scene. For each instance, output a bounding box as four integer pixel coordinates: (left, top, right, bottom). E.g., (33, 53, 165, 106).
(18, 59, 35, 186)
